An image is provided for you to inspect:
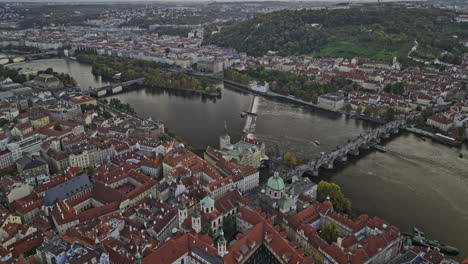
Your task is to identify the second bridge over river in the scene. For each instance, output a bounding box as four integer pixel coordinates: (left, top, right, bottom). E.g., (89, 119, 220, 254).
(283, 117, 409, 180)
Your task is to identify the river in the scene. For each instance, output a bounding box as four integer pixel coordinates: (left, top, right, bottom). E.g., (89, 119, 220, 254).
(254, 97, 468, 258)
(11, 59, 467, 258)
(8, 59, 110, 90)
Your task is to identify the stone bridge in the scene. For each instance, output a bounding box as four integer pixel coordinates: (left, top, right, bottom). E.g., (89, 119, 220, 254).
(1, 50, 59, 62)
(83, 78, 145, 97)
(283, 117, 410, 180)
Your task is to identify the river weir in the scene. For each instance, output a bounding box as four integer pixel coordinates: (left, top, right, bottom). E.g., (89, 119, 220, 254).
(242, 95, 260, 135)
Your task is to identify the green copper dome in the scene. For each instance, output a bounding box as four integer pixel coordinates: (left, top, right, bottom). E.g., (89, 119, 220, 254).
(201, 196, 215, 208)
(267, 172, 285, 191)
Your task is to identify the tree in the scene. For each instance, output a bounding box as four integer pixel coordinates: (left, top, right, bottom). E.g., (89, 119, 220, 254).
(222, 215, 237, 242)
(384, 82, 404, 95)
(283, 152, 297, 166)
(320, 223, 340, 244)
(0, 118, 9, 127)
(393, 82, 405, 95)
(44, 68, 54, 75)
(201, 223, 214, 238)
(3, 167, 17, 177)
(356, 105, 363, 115)
(86, 166, 97, 175)
(12, 74, 27, 84)
(80, 103, 96, 113)
(158, 134, 169, 141)
(384, 108, 395, 121)
(53, 122, 63, 131)
(110, 98, 121, 106)
(420, 107, 433, 120)
(317, 181, 351, 214)
(102, 111, 112, 119)
(165, 48, 171, 54)
(363, 106, 373, 116)
(384, 83, 392, 93)
(344, 103, 352, 113)
(23, 245, 39, 257)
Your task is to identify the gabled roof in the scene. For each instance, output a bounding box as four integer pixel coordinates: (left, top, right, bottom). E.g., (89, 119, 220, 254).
(142, 233, 219, 264)
(16, 156, 47, 171)
(44, 173, 92, 206)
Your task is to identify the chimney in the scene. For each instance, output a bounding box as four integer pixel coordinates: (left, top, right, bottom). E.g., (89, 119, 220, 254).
(337, 237, 343, 249)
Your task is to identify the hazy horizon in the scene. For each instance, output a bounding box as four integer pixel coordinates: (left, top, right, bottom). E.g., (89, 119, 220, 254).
(0, 0, 420, 2)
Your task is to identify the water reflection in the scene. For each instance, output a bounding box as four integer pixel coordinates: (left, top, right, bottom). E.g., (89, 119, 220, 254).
(8, 59, 111, 89)
(143, 87, 221, 103)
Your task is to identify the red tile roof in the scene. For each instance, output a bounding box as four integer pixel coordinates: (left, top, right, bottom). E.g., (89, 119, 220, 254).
(428, 113, 452, 125)
(141, 154, 163, 169)
(38, 120, 79, 138)
(142, 233, 217, 264)
(11, 193, 44, 215)
(224, 218, 314, 264)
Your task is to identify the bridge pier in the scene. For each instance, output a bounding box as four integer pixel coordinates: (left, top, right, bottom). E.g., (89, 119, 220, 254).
(326, 162, 334, 169)
(97, 90, 107, 97)
(312, 169, 319, 176)
(374, 137, 381, 143)
(392, 128, 400, 134)
(339, 155, 347, 162)
(360, 143, 370, 150)
(349, 148, 359, 156)
(383, 132, 390, 138)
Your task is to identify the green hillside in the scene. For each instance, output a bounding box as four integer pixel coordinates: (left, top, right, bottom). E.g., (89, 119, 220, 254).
(205, 6, 468, 62)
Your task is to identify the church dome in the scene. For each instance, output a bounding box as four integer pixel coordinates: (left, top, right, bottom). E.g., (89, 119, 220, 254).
(267, 172, 285, 191)
(201, 196, 215, 208)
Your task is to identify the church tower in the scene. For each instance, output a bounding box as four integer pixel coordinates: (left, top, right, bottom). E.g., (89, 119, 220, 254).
(192, 209, 202, 234)
(178, 202, 187, 229)
(217, 229, 227, 257)
(219, 121, 231, 149)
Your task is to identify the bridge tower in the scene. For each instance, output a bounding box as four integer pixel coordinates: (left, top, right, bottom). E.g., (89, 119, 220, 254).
(339, 154, 347, 162)
(349, 147, 360, 156)
(312, 168, 319, 176)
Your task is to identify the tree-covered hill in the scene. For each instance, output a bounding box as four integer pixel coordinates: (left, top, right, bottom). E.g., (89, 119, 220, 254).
(205, 6, 468, 62)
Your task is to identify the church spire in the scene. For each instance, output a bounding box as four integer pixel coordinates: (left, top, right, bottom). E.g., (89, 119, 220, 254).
(218, 229, 227, 257)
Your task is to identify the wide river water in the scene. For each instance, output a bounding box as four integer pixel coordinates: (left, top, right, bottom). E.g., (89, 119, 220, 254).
(11, 59, 468, 258)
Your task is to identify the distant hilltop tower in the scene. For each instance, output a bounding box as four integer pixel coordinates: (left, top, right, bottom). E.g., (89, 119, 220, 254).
(392, 56, 401, 70)
(219, 121, 231, 149)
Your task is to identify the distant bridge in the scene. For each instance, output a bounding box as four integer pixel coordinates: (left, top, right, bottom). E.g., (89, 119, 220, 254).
(83, 78, 145, 97)
(283, 116, 412, 180)
(1, 50, 59, 62)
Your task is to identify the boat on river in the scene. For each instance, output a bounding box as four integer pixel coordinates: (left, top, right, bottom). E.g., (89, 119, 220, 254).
(403, 227, 459, 256)
(314, 140, 320, 145)
(371, 144, 387, 152)
(435, 133, 461, 146)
